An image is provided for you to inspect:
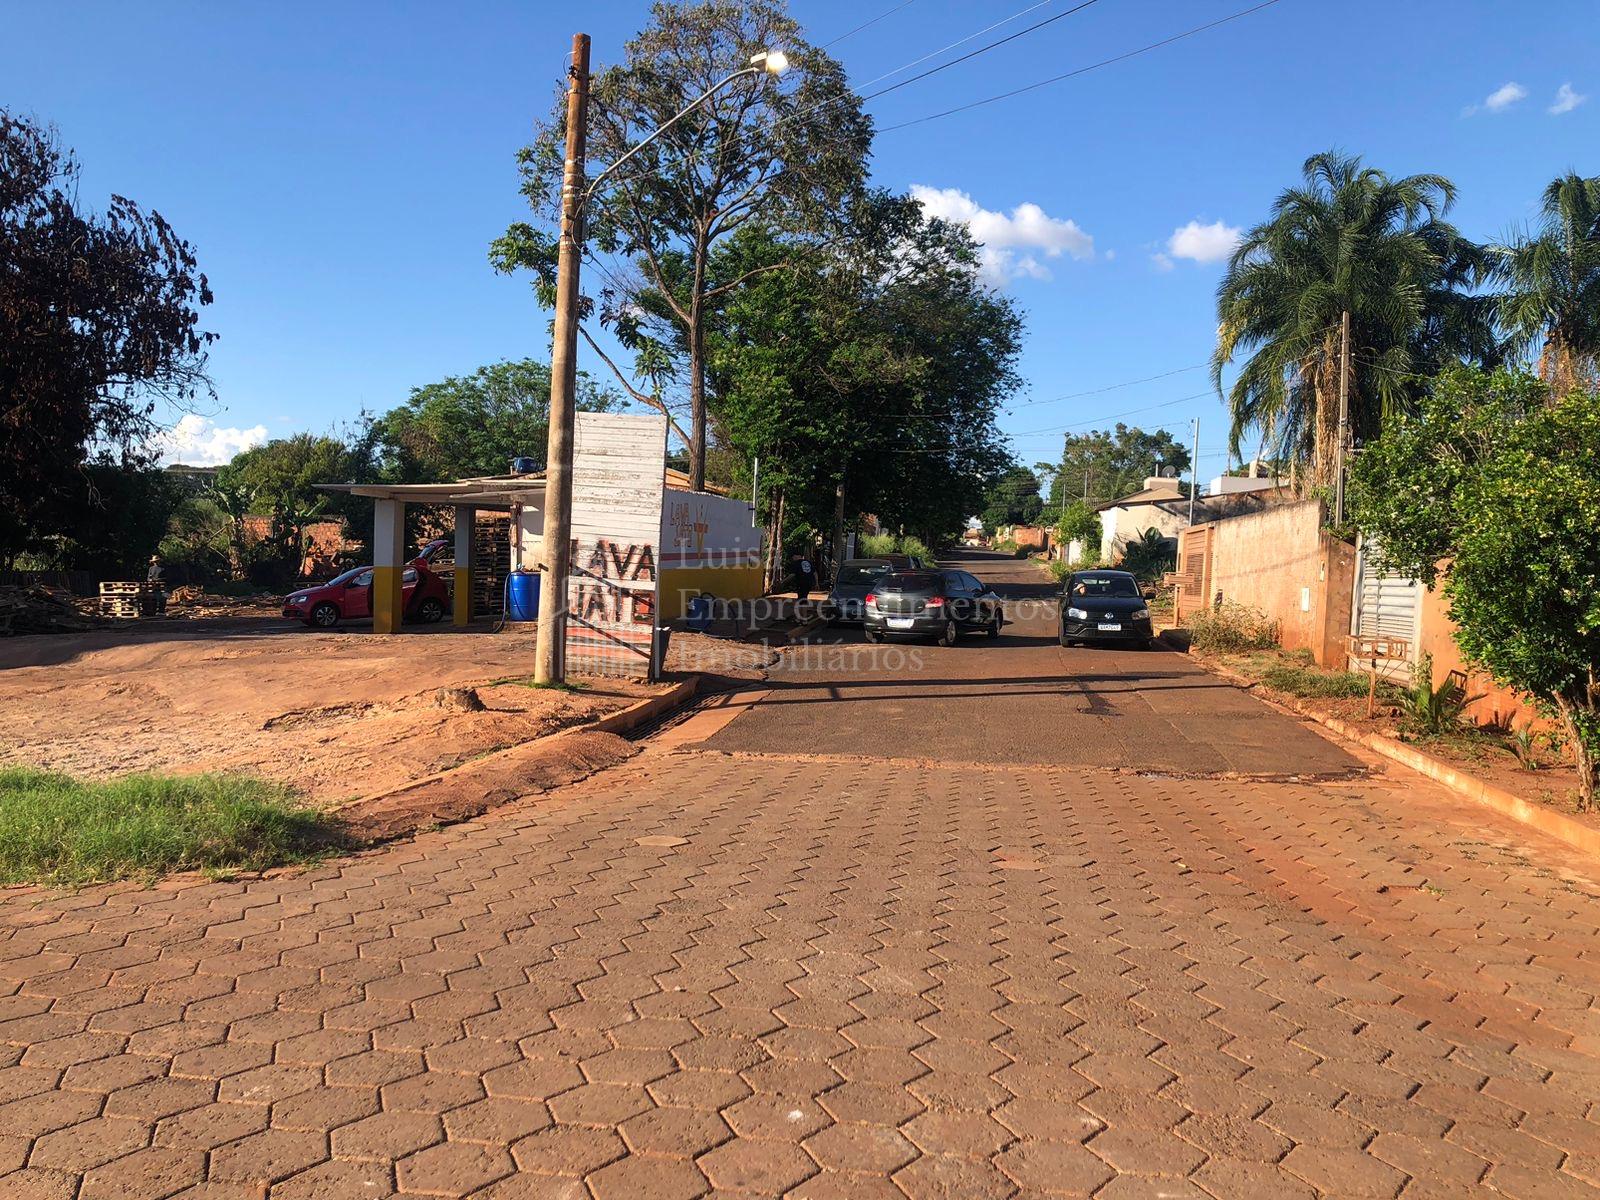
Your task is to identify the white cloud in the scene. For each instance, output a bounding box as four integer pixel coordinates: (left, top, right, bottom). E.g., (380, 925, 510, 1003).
(154, 414, 268, 466)
(1151, 252, 1174, 272)
(1550, 82, 1587, 115)
(1464, 81, 1527, 115)
(910, 184, 1093, 286)
(1165, 219, 1242, 265)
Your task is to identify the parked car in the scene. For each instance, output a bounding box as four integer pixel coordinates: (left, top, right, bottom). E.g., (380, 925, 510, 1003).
(825, 558, 896, 624)
(863, 569, 1003, 645)
(1058, 569, 1153, 647)
(283, 559, 449, 628)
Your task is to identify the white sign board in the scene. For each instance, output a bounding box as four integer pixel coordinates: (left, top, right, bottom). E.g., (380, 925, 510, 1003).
(565, 412, 668, 678)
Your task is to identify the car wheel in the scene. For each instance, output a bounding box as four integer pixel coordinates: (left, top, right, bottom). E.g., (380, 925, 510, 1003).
(987, 611, 1002, 639)
(310, 602, 340, 628)
(418, 598, 445, 624)
(940, 620, 958, 647)
(1058, 633, 1073, 647)
(864, 628, 883, 644)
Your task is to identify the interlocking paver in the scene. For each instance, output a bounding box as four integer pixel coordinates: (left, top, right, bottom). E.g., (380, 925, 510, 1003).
(2, 714, 1598, 1200)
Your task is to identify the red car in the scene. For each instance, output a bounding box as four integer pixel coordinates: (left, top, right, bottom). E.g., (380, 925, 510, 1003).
(282, 559, 449, 628)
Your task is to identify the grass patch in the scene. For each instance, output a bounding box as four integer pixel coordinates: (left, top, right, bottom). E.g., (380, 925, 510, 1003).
(489, 675, 588, 692)
(1261, 662, 1403, 702)
(0, 767, 341, 886)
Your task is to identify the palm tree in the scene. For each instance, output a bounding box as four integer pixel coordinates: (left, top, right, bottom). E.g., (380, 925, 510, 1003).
(1492, 173, 1600, 395)
(1213, 151, 1494, 487)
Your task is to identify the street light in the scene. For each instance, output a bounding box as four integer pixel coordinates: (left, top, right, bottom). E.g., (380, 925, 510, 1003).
(533, 36, 790, 684)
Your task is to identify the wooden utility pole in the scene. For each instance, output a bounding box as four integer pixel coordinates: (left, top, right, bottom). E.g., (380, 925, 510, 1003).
(1334, 309, 1351, 527)
(1188, 418, 1199, 526)
(533, 33, 591, 685)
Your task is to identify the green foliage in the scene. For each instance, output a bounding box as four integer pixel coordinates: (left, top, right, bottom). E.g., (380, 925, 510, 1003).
(858, 533, 930, 562)
(1, 112, 215, 565)
(1262, 662, 1396, 701)
(1049, 426, 1191, 507)
(1214, 151, 1495, 485)
(1351, 367, 1600, 809)
(364, 359, 618, 483)
(0, 767, 337, 885)
(1401, 653, 1481, 736)
(217, 434, 371, 581)
(1188, 602, 1280, 653)
(1054, 500, 1101, 549)
(1510, 727, 1540, 770)
(1117, 528, 1176, 582)
(493, 0, 872, 488)
(1492, 173, 1600, 394)
(159, 495, 233, 578)
(1046, 559, 1073, 583)
(982, 466, 1043, 531)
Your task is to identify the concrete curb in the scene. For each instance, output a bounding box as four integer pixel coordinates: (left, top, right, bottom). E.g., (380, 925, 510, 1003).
(1159, 632, 1599, 857)
(337, 676, 701, 843)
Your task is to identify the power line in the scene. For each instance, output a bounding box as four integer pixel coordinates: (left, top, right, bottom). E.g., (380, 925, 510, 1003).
(1006, 363, 1208, 412)
(879, 0, 1287, 133)
(859, 0, 1103, 104)
(1011, 390, 1217, 436)
(820, 0, 920, 50)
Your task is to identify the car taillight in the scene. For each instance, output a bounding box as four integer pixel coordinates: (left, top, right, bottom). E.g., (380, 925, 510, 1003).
(864, 593, 877, 605)
(925, 596, 944, 607)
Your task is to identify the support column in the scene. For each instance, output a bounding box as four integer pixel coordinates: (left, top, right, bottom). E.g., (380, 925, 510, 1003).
(372, 498, 405, 634)
(453, 505, 476, 627)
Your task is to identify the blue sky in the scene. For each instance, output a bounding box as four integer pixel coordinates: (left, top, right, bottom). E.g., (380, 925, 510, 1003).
(5, 0, 1595, 484)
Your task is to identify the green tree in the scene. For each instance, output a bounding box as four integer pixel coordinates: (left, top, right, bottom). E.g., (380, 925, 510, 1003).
(1350, 367, 1600, 811)
(1048, 424, 1191, 509)
(492, 0, 871, 491)
(708, 193, 1019, 560)
(1, 111, 214, 564)
(982, 466, 1043, 532)
(1492, 172, 1600, 395)
(1213, 151, 1495, 486)
(217, 435, 371, 580)
(1054, 500, 1101, 551)
(366, 359, 618, 483)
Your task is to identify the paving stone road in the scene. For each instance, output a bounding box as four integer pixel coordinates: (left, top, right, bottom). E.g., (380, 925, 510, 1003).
(2, 553, 1598, 1199)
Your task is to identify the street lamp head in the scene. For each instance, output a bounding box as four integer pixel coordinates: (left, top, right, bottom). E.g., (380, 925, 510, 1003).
(749, 49, 789, 76)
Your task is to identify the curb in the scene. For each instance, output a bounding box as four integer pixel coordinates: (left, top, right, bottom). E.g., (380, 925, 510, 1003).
(336, 676, 702, 843)
(1160, 633, 1599, 857)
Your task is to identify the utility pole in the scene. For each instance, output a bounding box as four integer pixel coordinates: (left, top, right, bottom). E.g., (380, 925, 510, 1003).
(533, 33, 591, 685)
(1188, 417, 1199, 526)
(1334, 309, 1350, 527)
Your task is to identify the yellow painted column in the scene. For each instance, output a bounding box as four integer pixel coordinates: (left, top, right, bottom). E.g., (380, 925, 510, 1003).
(372, 498, 405, 634)
(453, 505, 475, 627)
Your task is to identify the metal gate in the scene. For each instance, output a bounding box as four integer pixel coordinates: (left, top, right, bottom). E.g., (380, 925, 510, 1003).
(1351, 537, 1421, 678)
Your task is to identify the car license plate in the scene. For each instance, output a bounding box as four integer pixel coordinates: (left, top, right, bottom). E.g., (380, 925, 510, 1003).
(1097, 622, 1121, 631)
(887, 618, 914, 630)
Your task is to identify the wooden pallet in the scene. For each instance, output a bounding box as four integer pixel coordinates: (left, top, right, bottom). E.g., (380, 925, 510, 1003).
(100, 581, 157, 618)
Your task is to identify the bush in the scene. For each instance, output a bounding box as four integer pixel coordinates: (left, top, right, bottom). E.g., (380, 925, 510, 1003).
(1401, 652, 1481, 736)
(0, 767, 339, 885)
(898, 535, 931, 563)
(1188, 602, 1279, 653)
(1046, 559, 1073, 583)
(1263, 663, 1397, 701)
(859, 533, 897, 557)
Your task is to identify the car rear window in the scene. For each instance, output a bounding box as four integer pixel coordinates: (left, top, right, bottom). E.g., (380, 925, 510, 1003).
(879, 572, 942, 592)
(837, 563, 891, 586)
(1072, 575, 1139, 598)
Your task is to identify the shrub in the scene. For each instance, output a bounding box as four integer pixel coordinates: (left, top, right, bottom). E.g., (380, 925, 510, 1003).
(859, 533, 897, 557)
(1263, 663, 1399, 701)
(0, 767, 339, 885)
(1119, 527, 1177, 582)
(898, 535, 931, 563)
(1188, 602, 1279, 653)
(1401, 652, 1481, 736)
(1046, 559, 1072, 583)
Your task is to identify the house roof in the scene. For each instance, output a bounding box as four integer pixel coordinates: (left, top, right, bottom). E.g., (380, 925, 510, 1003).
(1095, 486, 1188, 513)
(316, 465, 732, 511)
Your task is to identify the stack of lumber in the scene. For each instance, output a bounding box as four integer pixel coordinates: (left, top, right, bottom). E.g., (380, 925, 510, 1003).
(99, 581, 157, 619)
(0, 585, 97, 636)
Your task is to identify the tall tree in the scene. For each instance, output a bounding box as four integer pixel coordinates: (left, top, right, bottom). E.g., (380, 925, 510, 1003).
(1492, 172, 1600, 395)
(365, 359, 619, 483)
(216, 435, 370, 579)
(982, 467, 1044, 532)
(492, 0, 871, 491)
(0, 111, 214, 562)
(708, 192, 1020, 552)
(1212, 151, 1494, 486)
(1048, 425, 1191, 511)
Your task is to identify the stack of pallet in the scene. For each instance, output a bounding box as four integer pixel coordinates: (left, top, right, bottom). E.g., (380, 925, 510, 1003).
(99, 581, 157, 619)
(0, 585, 95, 636)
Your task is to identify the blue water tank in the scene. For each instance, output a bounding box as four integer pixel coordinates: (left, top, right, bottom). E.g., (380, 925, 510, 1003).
(507, 571, 541, 621)
(510, 456, 538, 475)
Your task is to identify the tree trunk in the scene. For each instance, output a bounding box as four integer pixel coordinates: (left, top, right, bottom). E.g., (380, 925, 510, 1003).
(1553, 694, 1597, 813)
(688, 236, 709, 492)
(830, 471, 847, 587)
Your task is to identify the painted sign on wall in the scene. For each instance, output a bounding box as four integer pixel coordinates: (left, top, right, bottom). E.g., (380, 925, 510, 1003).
(565, 412, 668, 679)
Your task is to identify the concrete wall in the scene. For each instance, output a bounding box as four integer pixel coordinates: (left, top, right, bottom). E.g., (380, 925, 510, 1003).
(1204, 499, 1355, 668)
(657, 488, 763, 620)
(1102, 503, 1188, 564)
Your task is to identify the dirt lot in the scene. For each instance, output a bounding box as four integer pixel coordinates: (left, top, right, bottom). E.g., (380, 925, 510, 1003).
(0, 616, 669, 805)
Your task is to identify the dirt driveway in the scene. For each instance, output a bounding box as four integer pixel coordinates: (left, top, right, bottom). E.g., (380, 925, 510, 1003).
(0, 617, 661, 804)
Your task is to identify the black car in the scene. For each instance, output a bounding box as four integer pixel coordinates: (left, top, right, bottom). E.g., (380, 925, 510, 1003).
(1059, 569, 1154, 647)
(864, 569, 1003, 645)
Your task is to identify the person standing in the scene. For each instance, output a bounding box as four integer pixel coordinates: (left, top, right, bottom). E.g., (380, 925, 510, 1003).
(794, 550, 815, 601)
(146, 553, 166, 613)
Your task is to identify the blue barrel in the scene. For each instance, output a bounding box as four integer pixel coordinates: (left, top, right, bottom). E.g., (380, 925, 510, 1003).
(686, 592, 714, 632)
(507, 571, 541, 621)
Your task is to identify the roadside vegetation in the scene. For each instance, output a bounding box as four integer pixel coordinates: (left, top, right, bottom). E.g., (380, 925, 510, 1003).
(0, 767, 339, 885)
(1187, 602, 1280, 654)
